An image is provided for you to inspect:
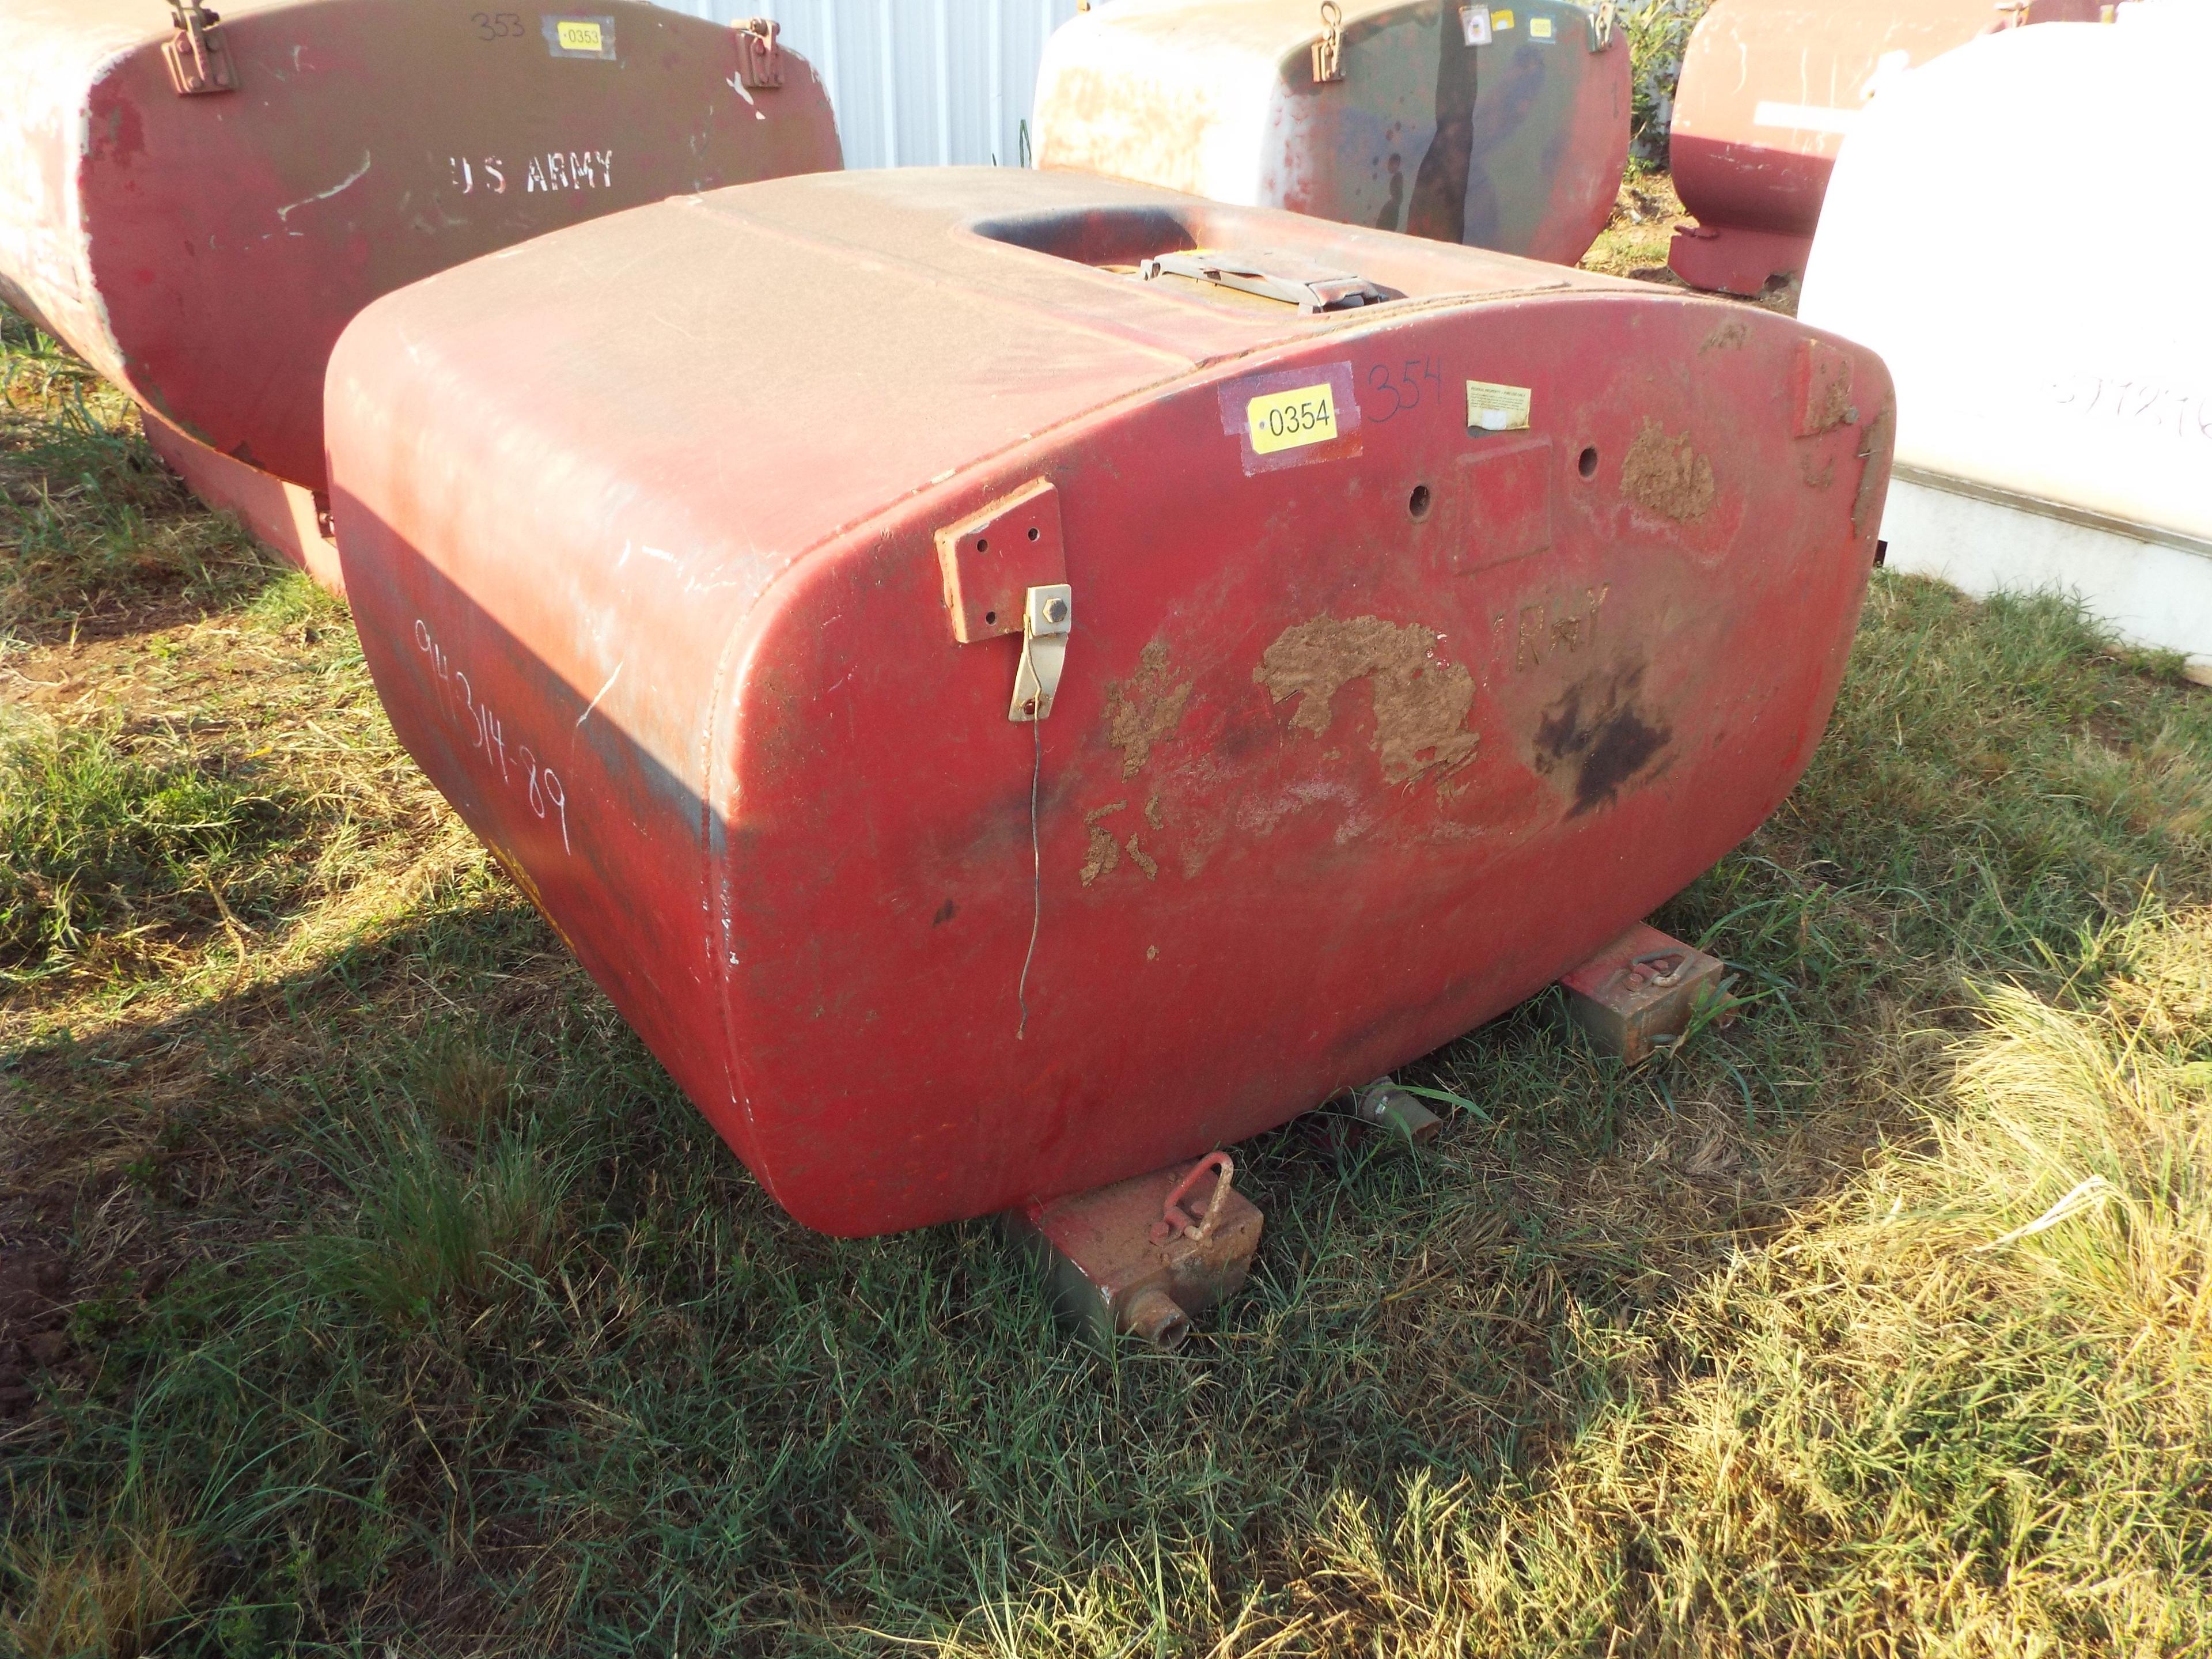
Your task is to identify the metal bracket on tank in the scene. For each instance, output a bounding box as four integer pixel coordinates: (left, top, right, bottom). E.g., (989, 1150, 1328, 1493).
(1586, 0, 1620, 51)
(163, 0, 238, 95)
(734, 16, 783, 88)
(1312, 1, 1346, 82)
(1011, 585, 1071, 722)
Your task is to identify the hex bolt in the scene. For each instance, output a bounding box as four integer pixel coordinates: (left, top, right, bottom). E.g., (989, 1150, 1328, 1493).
(1047, 598, 1069, 624)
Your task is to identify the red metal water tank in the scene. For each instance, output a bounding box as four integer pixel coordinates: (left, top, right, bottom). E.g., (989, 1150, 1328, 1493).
(0, 0, 839, 584)
(1666, 0, 2103, 295)
(1033, 0, 1630, 267)
(327, 168, 1893, 1237)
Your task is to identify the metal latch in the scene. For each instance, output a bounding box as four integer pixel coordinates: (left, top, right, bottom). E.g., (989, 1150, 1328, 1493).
(1138, 251, 1385, 314)
(163, 0, 238, 95)
(1312, 1, 1346, 82)
(734, 16, 782, 88)
(1012, 585, 1071, 722)
(1586, 0, 1619, 50)
(933, 479, 1075, 720)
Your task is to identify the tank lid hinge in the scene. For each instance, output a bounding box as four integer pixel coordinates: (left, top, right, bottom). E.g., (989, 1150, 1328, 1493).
(734, 16, 783, 88)
(163, 1, 238, 95)
(1312, 1, 1345, 82)
(1139, 250, 1385, 314)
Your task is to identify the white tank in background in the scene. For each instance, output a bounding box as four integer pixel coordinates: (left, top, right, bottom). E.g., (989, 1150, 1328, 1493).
(1799, 2, 2212, 682)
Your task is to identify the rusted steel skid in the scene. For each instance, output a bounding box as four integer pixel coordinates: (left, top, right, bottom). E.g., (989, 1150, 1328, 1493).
(1035, 0, 1630, 266)
(0, 0, 839, 584)
(1558, 921, 1727, 1063)
(326, 168, 1891, 1239)
(1010, 1153, 1264, 1346)
(1666, 0, 2103, 295)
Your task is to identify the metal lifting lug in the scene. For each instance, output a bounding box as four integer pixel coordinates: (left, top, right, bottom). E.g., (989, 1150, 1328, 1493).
(1312, 1, 1346, 83)
(163, 0, 238, 96)
(734, 16, 783, 89)
(1586, 0, 1620, 51)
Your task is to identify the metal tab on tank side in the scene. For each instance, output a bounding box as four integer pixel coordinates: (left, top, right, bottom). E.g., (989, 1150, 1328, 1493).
(934, 479, 1067, 644)
(162, 1, 237, 95)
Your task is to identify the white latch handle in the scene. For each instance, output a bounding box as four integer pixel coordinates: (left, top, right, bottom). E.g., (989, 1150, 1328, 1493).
(1010, 584, 1071, 721)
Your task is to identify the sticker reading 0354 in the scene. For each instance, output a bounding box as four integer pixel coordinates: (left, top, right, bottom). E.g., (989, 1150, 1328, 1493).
(1247, 383, 1338, 455)
(1216, 361, 1362, 475)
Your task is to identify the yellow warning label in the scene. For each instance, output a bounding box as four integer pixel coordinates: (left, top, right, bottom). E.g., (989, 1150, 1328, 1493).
(1529, 14, 1555, 38)
(1248, 383, 1339, 455)
(1467, 380, 1533, 432)
(1490, 9, 1516, 30)
(555, 18, 604, 52)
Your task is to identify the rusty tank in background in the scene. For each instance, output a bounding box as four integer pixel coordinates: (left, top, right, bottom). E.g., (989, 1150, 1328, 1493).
(1665, 0, 2105, 296)
(327, 167, 1891, 1239)
(0, 0, 839, 590)
(1032, 0, 1630, 266)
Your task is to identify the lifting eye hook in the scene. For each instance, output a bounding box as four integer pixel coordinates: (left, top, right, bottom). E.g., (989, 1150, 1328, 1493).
(1150, 1152, 1237, 1245)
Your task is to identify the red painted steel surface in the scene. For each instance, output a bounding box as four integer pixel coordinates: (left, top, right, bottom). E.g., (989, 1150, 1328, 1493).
(1034, 0, 1630, 266)
(0, 0, 839, 501)
(142, 413, 348, 595)
(1667, 0, 2103, 294)
(327, 168, 1892, 1237)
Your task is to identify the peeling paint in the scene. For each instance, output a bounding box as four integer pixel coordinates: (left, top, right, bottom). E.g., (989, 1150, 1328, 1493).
(1621, 417, 1716, 522)
(1103, 641, 1191, 779)
(1254, 616, 1479, 786)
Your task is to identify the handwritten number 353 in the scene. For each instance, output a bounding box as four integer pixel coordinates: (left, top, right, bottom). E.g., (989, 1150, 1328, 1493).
(472, 11, 524, 40)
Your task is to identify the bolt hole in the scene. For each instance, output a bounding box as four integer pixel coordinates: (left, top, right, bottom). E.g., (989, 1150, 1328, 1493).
(984, 611, 997, 625)
(1027, 526, 1040, 541)
(976, 536, 988, 552)
(1407, 483, 1432, 521)
(1577, 445, 1600, 479)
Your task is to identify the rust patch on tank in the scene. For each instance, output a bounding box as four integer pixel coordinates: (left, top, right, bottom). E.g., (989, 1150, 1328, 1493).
(1254, 616, 1479, 786)
(1621, 418, 1715, 522)
(1533, 665, 1671, 816)
(1081, 801, 1126, 886)
(1123, 835, 1158, 880)
(1104, 641, 1192, 779)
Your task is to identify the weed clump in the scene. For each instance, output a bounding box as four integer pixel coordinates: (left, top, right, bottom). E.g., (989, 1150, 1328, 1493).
(0, 714, 293, 972)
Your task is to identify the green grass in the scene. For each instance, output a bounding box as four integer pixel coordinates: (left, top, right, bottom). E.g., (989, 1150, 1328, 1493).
(3, 298, 2210, 1658)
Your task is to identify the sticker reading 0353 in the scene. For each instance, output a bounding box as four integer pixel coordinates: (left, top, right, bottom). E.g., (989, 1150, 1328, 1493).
(1247, 383, 1338, 455)
(544, 14, 616, 57)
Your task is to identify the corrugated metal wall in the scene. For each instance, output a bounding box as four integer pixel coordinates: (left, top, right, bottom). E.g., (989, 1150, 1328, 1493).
(660, 0, 1088, 170)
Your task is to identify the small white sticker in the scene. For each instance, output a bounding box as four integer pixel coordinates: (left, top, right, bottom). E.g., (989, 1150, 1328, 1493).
(1459, 5, 1493, 44)
(1467, 379, 1533, 432)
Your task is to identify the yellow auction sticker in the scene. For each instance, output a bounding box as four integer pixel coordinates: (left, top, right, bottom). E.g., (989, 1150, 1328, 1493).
(1467, 379, 1533, 431)
(555, 18, 604, 52)
(1529, 14, 1555, 38)
(1247, 383, 1338, 455)
(1490, 9, 1516, 31)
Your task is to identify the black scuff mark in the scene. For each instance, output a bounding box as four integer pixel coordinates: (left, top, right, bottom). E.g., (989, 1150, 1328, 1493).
(1406, 6, 1475, 243)
(1533, 665, 1672, 817)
